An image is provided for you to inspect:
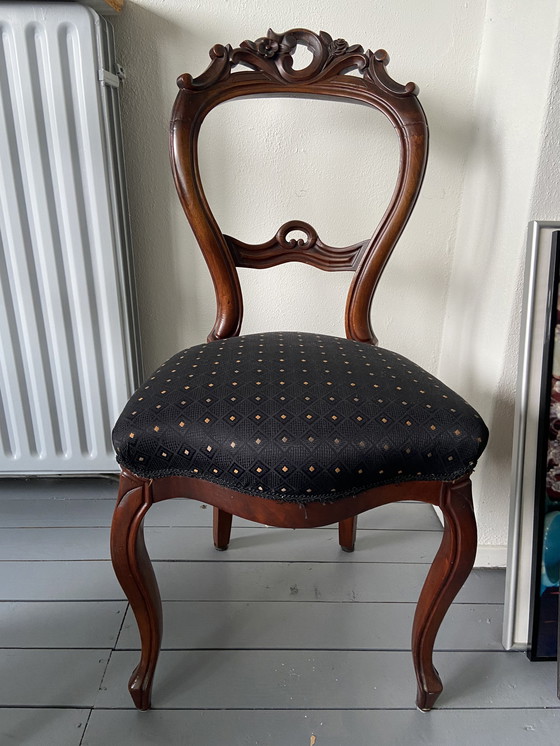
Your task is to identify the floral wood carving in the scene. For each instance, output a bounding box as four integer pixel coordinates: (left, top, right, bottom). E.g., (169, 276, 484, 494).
(177, 28, 418, 95)
(226, 221, 367, 271)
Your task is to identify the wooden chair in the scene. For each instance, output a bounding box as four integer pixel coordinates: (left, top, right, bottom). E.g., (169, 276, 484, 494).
(110, 28, 488, 712)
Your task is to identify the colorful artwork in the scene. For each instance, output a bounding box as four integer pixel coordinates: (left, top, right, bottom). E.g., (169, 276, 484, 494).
(530, 231, 560, 659)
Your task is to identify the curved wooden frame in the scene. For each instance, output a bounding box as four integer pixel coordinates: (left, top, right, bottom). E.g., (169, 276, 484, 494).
(170, 28, 428, 345)
(111, 29, 477, 713)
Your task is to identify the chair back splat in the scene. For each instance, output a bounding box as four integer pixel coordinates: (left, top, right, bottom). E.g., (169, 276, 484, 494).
(110, 28, 488, 714)
(169, 28, 428, 345)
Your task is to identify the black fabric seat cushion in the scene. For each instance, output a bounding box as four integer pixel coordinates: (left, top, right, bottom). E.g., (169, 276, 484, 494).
(113, 331, 488, 504)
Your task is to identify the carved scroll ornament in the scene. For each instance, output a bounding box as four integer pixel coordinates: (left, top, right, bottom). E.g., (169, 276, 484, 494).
(226, 221, 367, 271)
(177, 28, 418, 96)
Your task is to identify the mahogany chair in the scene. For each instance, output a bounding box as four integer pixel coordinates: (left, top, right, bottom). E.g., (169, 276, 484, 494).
(110, 28, 488, 712)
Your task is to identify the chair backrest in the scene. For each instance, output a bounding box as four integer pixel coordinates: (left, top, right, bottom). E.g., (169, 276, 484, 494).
(170, 28, 428, 346)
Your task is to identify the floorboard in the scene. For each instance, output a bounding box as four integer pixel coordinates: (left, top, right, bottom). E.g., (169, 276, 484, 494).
(117, 600, 504, 651)
(0, 708, 88, 746)
(0, 525, 442, 562)
(81, 708, 560, 746)
(97, 649, 559, 710)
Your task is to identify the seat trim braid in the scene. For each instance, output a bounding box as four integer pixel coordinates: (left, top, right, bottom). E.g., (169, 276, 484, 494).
(117, 459, 477, 506)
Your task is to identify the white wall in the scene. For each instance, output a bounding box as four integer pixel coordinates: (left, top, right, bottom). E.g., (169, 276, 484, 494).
(437, 0, 560, 565)
(112, 0, 560, 565)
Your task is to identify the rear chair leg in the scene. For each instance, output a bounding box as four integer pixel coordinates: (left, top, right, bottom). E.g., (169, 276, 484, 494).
(412, 476, 477, 711)
(339, 515, 357, 552)
(110, 470, 162, 710)
(213, 507, 233, 550)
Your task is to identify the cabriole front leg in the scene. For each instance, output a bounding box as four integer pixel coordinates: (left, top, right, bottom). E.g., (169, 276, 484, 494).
(110, 470, 162, 710)
(412, 476, 477, 711)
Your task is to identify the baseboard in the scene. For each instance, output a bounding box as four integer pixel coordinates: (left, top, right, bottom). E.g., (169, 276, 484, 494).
(474, 544, 508, 568)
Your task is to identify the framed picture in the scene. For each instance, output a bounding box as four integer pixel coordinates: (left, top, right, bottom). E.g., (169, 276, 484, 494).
(528, 229, 560, 659)
(504, 221, 560, 654)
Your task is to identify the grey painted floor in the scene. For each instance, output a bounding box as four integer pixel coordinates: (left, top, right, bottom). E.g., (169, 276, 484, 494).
(0, 478, 558, 745)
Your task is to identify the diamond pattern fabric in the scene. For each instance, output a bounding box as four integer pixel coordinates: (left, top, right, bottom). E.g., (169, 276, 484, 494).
(113, 332, 488, 504)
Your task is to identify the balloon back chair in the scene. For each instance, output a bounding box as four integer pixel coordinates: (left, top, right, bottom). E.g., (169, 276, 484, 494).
(111, 28, 488, 712)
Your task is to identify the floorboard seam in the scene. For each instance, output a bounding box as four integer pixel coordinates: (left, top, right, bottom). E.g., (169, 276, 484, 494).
(78, 707, 93, 746)
(91, 605, 129, 711)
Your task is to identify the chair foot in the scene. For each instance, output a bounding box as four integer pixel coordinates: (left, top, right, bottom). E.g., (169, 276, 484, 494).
(111, 471, 162, 711)
(213, 506, 233, 550)
(415, 675, 443, 711)
(339, 515, 357, 552)
(129, 663, 154, 711)
(412, 477, 477, 712)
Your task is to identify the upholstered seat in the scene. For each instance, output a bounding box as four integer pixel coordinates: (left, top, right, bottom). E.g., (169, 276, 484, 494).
(114, 331, 487, 501)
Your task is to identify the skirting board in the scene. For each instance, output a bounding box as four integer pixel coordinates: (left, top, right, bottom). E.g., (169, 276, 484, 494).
(475, 545, 508, 568)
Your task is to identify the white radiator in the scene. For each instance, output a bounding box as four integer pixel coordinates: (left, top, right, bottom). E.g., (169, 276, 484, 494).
(0, 2, 140, 474)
